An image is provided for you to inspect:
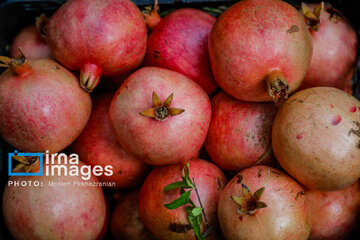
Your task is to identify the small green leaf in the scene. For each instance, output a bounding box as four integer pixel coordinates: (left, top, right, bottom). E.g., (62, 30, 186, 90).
(164, 191, 191, 210)
(184, 164, 194, 188)
(163, 181, 189, 192)
(254, 187, 265, 200)
(256, 201, 267, 209)
(191, 207, 203, 217)
(187, 208, 204, 240)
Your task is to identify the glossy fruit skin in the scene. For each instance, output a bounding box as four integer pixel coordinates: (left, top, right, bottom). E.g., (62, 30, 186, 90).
(209, 0, 312, 102)
(109, 67, 211, 165)
(10, 26, 52, 59)
(299, 4, 358, 90)
(2, 161, 106, 240)
(0, 59, 91, 153)
(139, 159, 228, 240)
(145, 8, 218, 95)
(45, 0, 147, 84)
(111, 189, 157, 240)
(306, 181, 360, 240)
(218, 165, 311, 240)
(72, 93, 148, 188)
(272, 87, 360, 191)
(205, 92, 277, 172)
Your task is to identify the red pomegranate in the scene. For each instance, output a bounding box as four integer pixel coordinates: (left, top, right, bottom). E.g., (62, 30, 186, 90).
(72, 93, 148, 189)
(218, 165, 311, 240)
(111, 189, 157, 240)
(272, 87, 360, 191)
(139, 159, 228, 240)
(0, 55, 91, 153)
(44, 0, 147, 92)
(299, 2, 358, 90)
(209, 0, 313, 102)
(109, 67, 211, 165)
(10, 25, 52, 59)
(145, 8, 218, 95)
(2, 161, 106, 240)
(205, 92, 277, 172)
(306, 181, 360, 240)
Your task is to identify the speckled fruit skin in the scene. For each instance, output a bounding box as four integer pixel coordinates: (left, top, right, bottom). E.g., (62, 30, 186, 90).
(2, 161, 106, 240)
(45, 0, 147, 82)
(218, 165, 311, 240)
(299, 4, 358, 90)
(0, 59, 91, 153)
(306, 181, 360, 240)
(205, 92, 277, 172)
(139, 159, 228, 240)
(10, 26, 52, 59)
(111, 189, 157, 240)
(145, 8, 218, 95)
(72, 93, 148, 189)
(272, 87, 360, 191)
(209, 0, 312, 102)
(109, 67, 211, 165)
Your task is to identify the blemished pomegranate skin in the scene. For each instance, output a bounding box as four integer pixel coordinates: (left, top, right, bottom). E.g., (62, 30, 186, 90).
(209, 0, 313, 102)
(306, 181, 360, 240)
(10, 26, 52, 59)
(145, 8, 218, 95)
(109, 67, 211, 166)
(299, 3, 358, 91)
(272, 87, 360, 191)
(2, 161, 106, 240)
(139, 159, 228, 240)
(45, 0, 147, 92)
(218, 165, 311, 240)
(72, 93, 148, 189)
(205, 91, 277, 172)
(0, 58, 91, 153)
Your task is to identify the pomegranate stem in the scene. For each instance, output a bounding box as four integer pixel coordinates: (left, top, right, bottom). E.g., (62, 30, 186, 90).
(265, 70, 289, 102)
(80, 63, 102, 93)
(192, 178, 209, 229)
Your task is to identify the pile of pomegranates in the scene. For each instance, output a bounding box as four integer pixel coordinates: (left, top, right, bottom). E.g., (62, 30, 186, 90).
(0, 0, 359, 239)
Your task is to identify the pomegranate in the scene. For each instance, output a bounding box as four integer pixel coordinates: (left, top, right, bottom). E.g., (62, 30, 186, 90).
(218, 165, 311, 240)
(109, 67, 211, 165)
(2, 160, 106, 240)
(299, 2, 358, 90)
(10, 25, 52, 59)
(97, 200, 110, 240)
(44, 0, 147, 92)
(111, 189, 157, 240)
(0, 54, 91, 153)
(272, 87, 360, 191)
(205, 91, 277, 172)
(209, 0, 312, 102)
(139, 159, 228, 240)
(306, 181, 360, 240)
(72, 93, 148, 189)
(145, 8, 218, 95)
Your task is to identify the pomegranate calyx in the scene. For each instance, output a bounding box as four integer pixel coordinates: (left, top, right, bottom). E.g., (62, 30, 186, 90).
(301, 2, 323, 31)
(231, 183, 267, 215)
(140, 91, 185, 121)
(12, 155, 39, 173)
(265, 70, 289, 102)
(36, 14, 48, 39)
(0, 49, 31, 75)
(142, 0, 161, 30)
(80, 63, 102, 93)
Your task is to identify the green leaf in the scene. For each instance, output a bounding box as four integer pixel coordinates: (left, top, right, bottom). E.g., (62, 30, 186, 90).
(163, 181, 189, 192)
(191, 207, 203, 217)
(254, 187, 265, 200)
(187, 207, 204, 240)
(164, 191, 191, 210)
(184, 163, 194, 188)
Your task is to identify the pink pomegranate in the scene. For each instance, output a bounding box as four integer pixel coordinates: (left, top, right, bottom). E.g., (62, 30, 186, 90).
(10, 25, 52, 59)
(209, 0, 313, 102)
(306, 181, 360, 240)
(72, 93, 148, 189)
(145, 8, 218, 95)
(139, 159, 228, 240)
(299, 3, 358, 90)
(109, 67, 211, 165)
(2, 161, 106, 240)
(0, 55, 91, 153)
(218, 165, 311, 240)
(205, 91, 277, 172)
(111, 189, 157, 240)
(44, 0, 147, 92)
(272, 87, 360, 191)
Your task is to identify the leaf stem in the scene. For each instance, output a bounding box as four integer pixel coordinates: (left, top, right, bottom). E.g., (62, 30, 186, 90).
(192, 178, 209, 229)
